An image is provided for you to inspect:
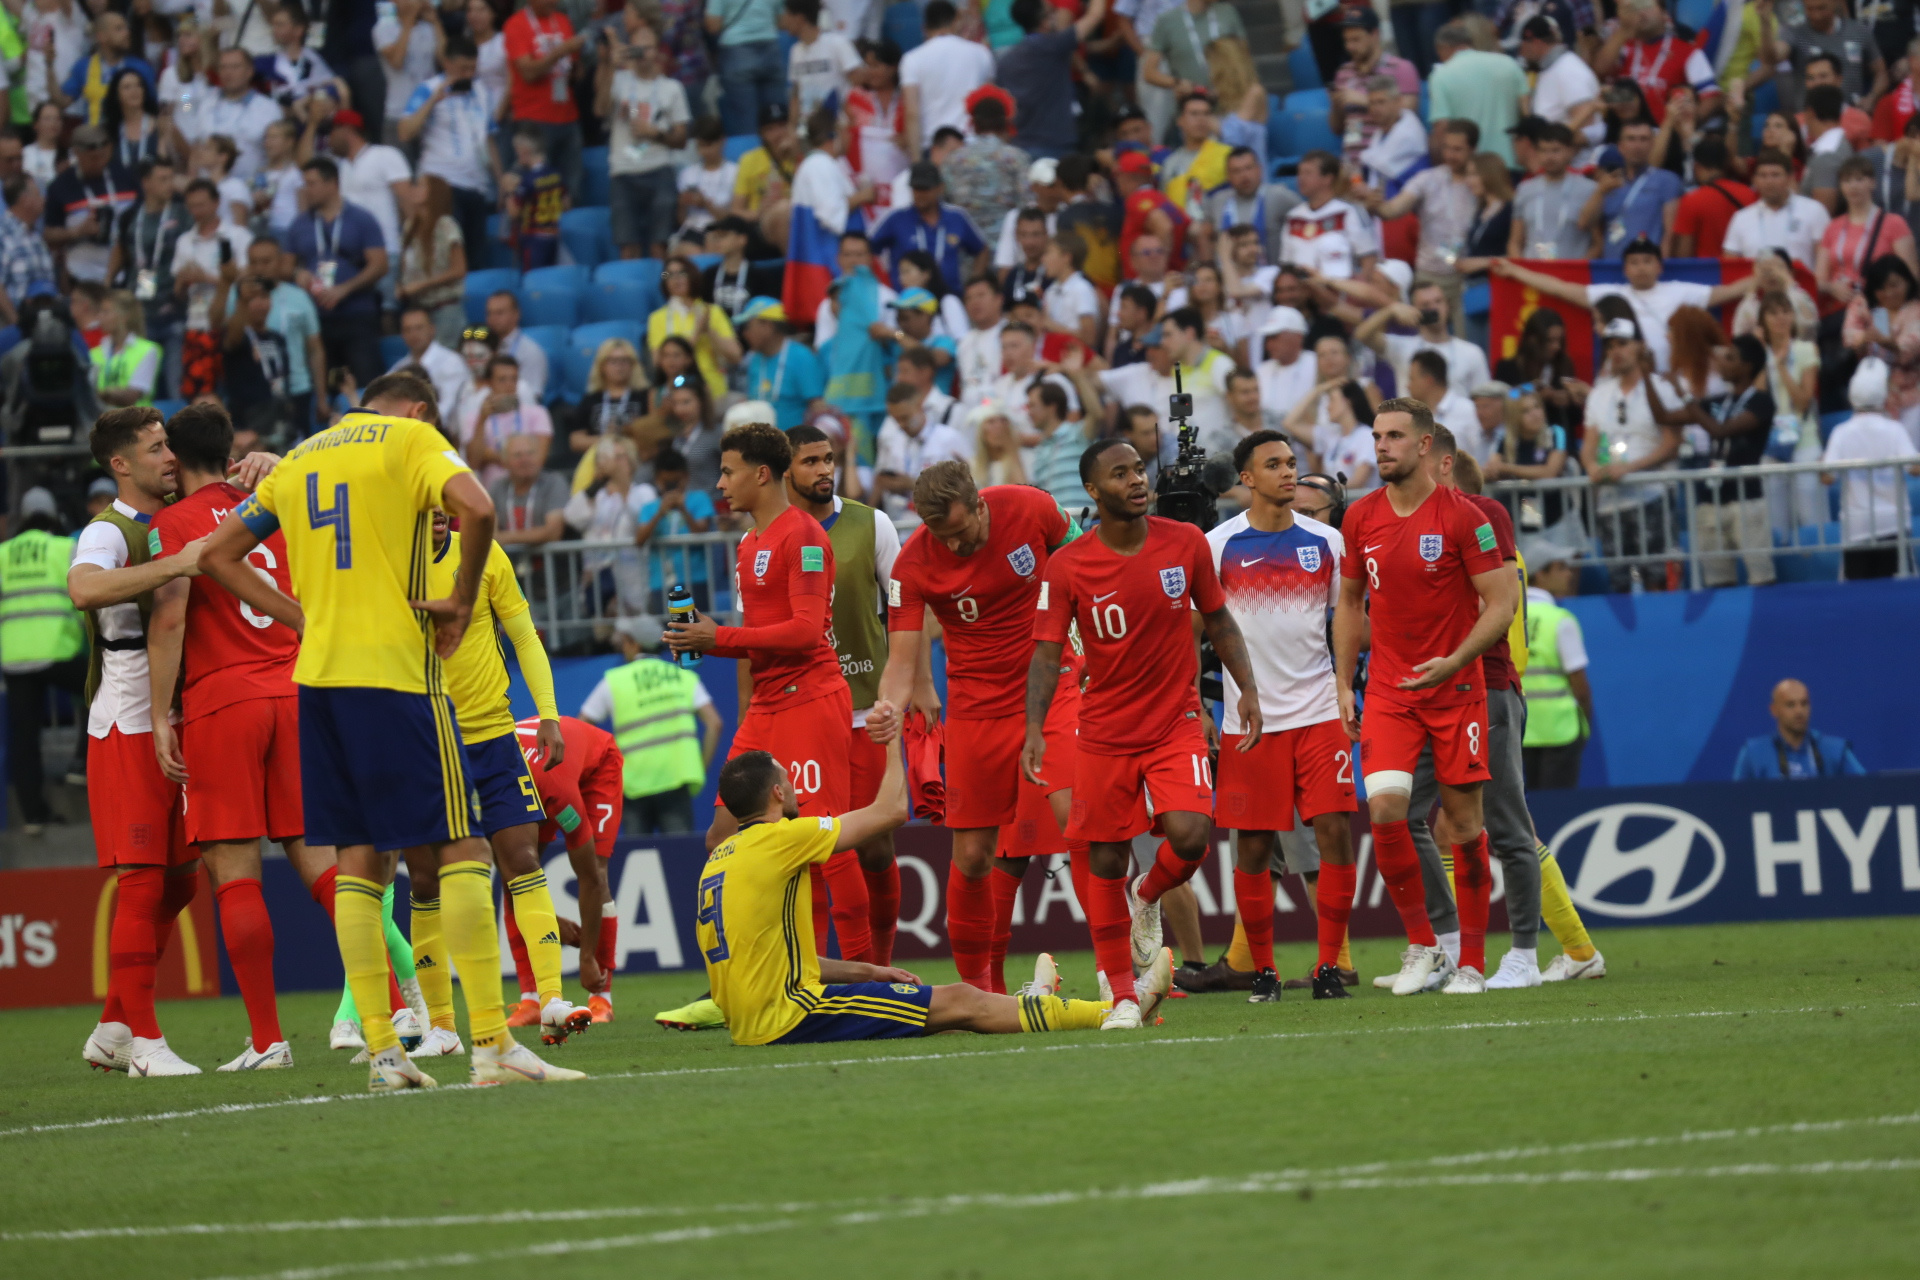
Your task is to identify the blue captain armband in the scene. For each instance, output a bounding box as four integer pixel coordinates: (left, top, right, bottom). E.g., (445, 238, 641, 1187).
(236, 496, 281, 538)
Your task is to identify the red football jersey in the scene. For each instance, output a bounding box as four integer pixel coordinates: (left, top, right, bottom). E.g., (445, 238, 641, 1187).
(1340, 484, 1504, 710)
(719, 504, 841, 713)
(151, 481, 297, 722)
(889, 485, 1070, 720)
(515, 715, 619, 851)
(1033, 517, 1224, 755)
(1464, 493, 1517, 692)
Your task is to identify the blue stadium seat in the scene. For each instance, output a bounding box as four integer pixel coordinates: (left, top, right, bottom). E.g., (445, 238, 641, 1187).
(1278, 90, 1339, 167)
(1674, 0, 1716, 30)
(153, 397, 185, 421)
(579, 146, 610, 208)
(724, 133, 759, 162)
(522, 325, 573, 404)
(1749, 73, 1779, 142)
(522, 265, 588, 328)
(751, 256, 786, 275)
(1462, 280, 1490, 319)
(882, 0, 923, 54)
(1776, 524, 1842, 582)
(582, 276, 658, 324)
(559, 206, 613, 267)
(378, 334, 409, 371)
(1266, 93, 1293, 173)
(475, 214, 515, 270)
(566, 320, 644, 400)
(688, 253, 721, 271)
(1287, 44, 1321, 92)
(593, 257, 664, 317)
(463, 267, 522, 325)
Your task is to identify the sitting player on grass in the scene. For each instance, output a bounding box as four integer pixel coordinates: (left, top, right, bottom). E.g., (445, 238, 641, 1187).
(697, 735, 1172, 1046)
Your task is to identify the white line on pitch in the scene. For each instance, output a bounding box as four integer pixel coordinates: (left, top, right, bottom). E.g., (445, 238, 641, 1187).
(11, 1110, 1919, 1244)
(194, 1159, 1920, 1280)
(5, 999, 1911, 1143)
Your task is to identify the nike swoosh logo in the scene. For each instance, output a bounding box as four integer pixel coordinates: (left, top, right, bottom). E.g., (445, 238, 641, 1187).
(949, 587, 973, 598)
(502, 1062, 547, 1081)
(1364, 545, 1384, 553)
(1094, 591, 1118, 602)
(1238, 557, 1264, 567)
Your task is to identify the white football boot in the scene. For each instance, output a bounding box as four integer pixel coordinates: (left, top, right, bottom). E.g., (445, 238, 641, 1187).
(1486, 949, 1542, 990)
(1126, 873, 1162, 971)
(1541, 950, 1607, 981)
(82, 1021, 132, 1072)
(470, 1040, 586, 1084)
(329, 1019, 365, 1051)
(414, 1026, 465, 1056)
(539, 997, 594, 1045)
(367, 1045, 436, 1091)
(125, 1036, 201, 1076)
(1391, 945, 1451, 996)
(218, 1040, 293, 1071)
(1440, 965, 1487, 995)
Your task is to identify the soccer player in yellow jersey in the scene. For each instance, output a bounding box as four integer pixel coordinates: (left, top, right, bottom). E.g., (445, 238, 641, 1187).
(699, 734, 1174, 1047)
(199, 372, 573, 1090)
(404, 509, 591, 1061)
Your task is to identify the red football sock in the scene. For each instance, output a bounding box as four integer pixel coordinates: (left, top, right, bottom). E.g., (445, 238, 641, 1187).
(945, 864, 993, 989)
(1372, 819, 1437, 947)
(214, 878, 283, 1047)
(154, 867, 199, 960)
(1232, 868, 1275, 972)
(987, 861, 1023, 996)
(1067, 842, 1091, 930)
(1315, 862, 1357, 969)
(595, 911, 617, 994)
(1453, 832, 1493, 974)
(821, 848, 872, 964)
(108, 866, 166, 1039)
(309, 865, 338, 919)
(809, 864, 831, 956)
(862, 861, 900, 966)
(1087, 873, 1136, 1004)
(503, 899, 535, 1000)
(1137, 839, 1202, 904)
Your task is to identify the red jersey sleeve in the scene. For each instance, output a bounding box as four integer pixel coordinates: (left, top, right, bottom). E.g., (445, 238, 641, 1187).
(503, 13, 536, 61)
(1033, 552, 1073, 645)
(886, 545, 926, 631)
(150, 504, 198, 556)
(786, 517, 834, 600)
(1185, 525, 1226, 613)
(1455, 494, 1504, 578)
(1671, 192, 1701, 238)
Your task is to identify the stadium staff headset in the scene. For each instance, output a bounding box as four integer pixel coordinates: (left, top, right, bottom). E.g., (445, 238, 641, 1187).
(1294, 472, 1348, 529)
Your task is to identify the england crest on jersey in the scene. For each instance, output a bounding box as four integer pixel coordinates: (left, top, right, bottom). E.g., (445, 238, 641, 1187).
(753, 549, 772, 578)
(1296, 545, 1321, 574)
(1160, 566, 1187, 598)
(1419, 534, 1443, 562)
(1007, 542, 1036, 577)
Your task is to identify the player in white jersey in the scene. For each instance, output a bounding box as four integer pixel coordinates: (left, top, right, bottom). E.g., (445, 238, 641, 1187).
(1206, 431, 1359, 1003)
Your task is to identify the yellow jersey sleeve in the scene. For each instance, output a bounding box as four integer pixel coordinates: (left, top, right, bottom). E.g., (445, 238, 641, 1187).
(434, 537, 517, 743)
(486, 542, 527, 623)
(774, 815, 839, 873)
(404, 421, 473, 514)
(1507, 550, 1529, 677)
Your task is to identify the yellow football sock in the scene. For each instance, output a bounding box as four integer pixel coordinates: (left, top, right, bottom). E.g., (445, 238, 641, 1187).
(506, 869, 564, 1006)
(442, 860, 511, 1050)
(336, 876, 398, 1054)
(409, 895, 457, 1031)
(1537, 844, 1596, 960)
(1016, 993, 1108, 1032)
(1337, 933, 1352, 971)
(1225, 914, 1253, 971)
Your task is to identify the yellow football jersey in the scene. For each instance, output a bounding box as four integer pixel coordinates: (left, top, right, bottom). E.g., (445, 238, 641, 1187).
(239, 414, 470, 694)
(427, 536, 527, 743)
(696, 814, 840, 1046)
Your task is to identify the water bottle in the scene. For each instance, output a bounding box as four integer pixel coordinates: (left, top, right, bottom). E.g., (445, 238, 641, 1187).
(666, 584, 701, 669)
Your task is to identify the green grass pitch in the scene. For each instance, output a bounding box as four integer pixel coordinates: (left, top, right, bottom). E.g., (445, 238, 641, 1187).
(2, 916, 1917, 1279)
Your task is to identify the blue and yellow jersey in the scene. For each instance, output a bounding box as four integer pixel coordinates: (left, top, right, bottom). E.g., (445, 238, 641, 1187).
(427, 535, 527, 744)
(696, 815, 841, 1046)
(238, 413, 470, 694)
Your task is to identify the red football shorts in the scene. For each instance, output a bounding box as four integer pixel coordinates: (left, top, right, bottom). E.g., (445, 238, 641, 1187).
(89, 727, 193, 868)
(943, 713, 1024, 830)
(848, 720, 887, 809)
(723, 685, 852, 817)
(1068, 724, 1213, 844)
(181, 696, 303, 845)
(580, 747, 625, 858)
(1215, 718, 1356, 831)
(1360, 698, 1491, 791)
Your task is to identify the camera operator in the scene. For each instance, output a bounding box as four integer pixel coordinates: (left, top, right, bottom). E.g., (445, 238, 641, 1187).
(1, 285, 102, 444)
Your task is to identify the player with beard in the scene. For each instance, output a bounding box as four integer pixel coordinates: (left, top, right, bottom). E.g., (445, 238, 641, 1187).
(1333, 399, 1517, 997)
(1026, 439, 1262, 1028)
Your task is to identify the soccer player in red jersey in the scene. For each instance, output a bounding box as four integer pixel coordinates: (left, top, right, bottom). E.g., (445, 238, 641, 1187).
(664, 422, 852, 855)
(1026, 440, 1263, 1028)
(1333, 398, 1518, 997)
(865, 462, 1080, 990)
(514, 714, 625, 1021)
(148, 403, 340, 1071)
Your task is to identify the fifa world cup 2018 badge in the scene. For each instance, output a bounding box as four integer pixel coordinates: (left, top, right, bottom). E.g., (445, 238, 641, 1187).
(1159, 566, 1186, 598)
(1006, 543, 1035, 577)
(1419, 535, 1444, 562)
(1296, 545, 1321, 573)
(753, 549, 772, 579)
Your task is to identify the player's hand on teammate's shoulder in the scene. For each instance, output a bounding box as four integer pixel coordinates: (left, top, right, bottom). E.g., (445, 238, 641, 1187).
(170, 535, 210, 579)
(662, 608, 718, 654)
(409, 594, 473, 657)
(226, 451, 281, 491)
(535, 718, 566, 770)
(866, 699, 900, 743)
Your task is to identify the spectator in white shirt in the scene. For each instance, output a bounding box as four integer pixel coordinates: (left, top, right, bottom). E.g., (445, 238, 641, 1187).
(1040, 230, 1101, 350)
(1104, 231, 1188, 332)
(1355, 77, 1429, 192)
(899, 0, 995, 156)
(1405, 349, 1481, 453)
(994, 158, 1063, 270)
(483, 289, 551, 401)
(388, 303, 470, 415)
(194, 47, 283, 181)
(563, 434, 659, 616)
(955, 274, 1006, 407)
(1254, 305, 1316, 420)
(1355, 278, 1491, 399)
(782, 0, 861, 120)
(1822, 355, 1920, 579)
(598, 29, 692, 259)
(1520, 16, 1603, 155)
(874, 379, 968, 519)
(321, 108, 414, 267)
(463, 351, 554, 488)
(398, 34, 504, 260)
(1721, 149, 1833, 268)
(375, 0, 443, 138)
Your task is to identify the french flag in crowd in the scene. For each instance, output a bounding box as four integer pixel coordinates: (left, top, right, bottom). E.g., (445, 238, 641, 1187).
(782, 204, 839, 326)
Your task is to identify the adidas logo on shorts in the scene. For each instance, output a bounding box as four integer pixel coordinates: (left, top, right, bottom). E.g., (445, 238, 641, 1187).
(538, 932, 559, 945)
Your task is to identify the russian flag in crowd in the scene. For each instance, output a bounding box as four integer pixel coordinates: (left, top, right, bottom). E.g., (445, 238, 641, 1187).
(1693, 0, 1746, 76)
(782, 204, 839, 326)
(1487, 255, 1815, 382)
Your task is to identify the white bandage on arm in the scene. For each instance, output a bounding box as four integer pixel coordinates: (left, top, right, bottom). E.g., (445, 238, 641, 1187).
(1364, 769, 1414, 798)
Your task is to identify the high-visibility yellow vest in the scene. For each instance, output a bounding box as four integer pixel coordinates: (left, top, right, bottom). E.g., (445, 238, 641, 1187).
(0, 529, 83, 671)
(89, 336, 161, 407)
(1521, 598, 1585, 747)
(606, 657, 706, 798)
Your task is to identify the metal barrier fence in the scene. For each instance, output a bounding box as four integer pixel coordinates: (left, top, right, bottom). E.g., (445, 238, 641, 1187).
(1485, 454, 1920, 592)
(509, 529, 748, 651)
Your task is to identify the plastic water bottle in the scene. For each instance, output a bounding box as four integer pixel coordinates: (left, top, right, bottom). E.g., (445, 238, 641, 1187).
(666, 584, 701, 669)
